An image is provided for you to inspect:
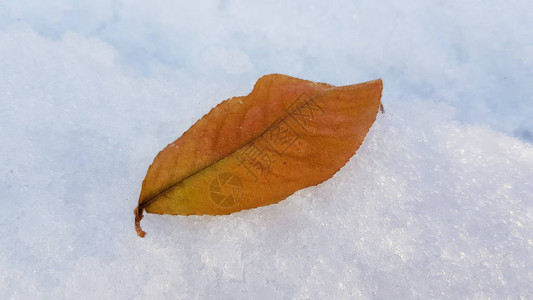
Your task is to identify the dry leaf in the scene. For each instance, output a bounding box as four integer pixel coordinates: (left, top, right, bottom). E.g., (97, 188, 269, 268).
(134, 74, 383, 237)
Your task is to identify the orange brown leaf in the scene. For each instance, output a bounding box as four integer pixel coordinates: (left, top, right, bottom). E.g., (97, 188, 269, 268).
(134, 74, 383, 237)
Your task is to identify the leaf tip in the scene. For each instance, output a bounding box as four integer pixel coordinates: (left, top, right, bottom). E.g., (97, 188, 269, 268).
(373, 78, 384, 114)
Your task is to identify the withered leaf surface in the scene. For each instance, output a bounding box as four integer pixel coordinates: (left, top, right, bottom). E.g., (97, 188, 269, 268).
(135, 74, 383, 237)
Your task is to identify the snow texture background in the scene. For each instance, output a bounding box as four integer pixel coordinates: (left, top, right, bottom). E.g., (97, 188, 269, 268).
(0, 1, 532, 299)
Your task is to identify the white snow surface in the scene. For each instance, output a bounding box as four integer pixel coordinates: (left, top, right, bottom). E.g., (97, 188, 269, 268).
(1, 1, 532, 299)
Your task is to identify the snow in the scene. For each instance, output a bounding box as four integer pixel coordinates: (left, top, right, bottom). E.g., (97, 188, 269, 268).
(0, 1, 532, 299)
